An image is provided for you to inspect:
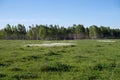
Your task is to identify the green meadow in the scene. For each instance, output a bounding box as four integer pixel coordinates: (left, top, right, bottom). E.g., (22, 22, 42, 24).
(0, 40, 120, 80)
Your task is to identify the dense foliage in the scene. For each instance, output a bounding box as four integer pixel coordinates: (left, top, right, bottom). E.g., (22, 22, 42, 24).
(0, 24, 120, 40)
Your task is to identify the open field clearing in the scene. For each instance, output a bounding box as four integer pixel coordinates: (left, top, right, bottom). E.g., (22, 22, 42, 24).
(0, 40, 120, 80)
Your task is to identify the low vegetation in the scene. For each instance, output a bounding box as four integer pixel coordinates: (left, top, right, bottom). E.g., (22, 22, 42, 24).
(0, 40, 120, 80)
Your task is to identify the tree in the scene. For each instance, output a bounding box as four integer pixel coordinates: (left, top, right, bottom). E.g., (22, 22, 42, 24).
(29, 25, 38, 40)
(4, 24, 13, 39)
(85, 27, 89, 38)
(100, 26, 111, 38)
(12, 26, 18, 39)
(89, 25, 101, 39)
(0, 29, 6, 39)
(75, 24, 85, 39)
(17, 24, 26, 39)
(38, 25, 48, 40)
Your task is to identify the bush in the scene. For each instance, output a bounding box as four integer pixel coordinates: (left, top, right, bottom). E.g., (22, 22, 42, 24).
(0, 73, 6, 78)
(13, 73, 38, 79)
(91, 62, 116, 71)
(45, 51, 59, 56)
(93, 64, 103, 71)
(22, 55, 41, 61)
(40, 62, 72, 72)
(0, 62, 10, 67)
(10, 67, 22, 71)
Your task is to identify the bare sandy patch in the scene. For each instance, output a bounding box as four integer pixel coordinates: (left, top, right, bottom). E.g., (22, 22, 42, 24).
(97, 40, 116, 43)
(43, 40, 76, 43)
(27, 43, 76, 47)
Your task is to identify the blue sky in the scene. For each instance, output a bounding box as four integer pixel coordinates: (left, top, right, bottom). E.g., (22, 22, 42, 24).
(0, 0, 120, 29)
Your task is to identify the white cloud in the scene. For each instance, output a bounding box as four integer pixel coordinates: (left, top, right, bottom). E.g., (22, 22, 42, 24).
(0, 18, 62, 23)
(0, 19, 36, 23)
(40, 18, 61, 22)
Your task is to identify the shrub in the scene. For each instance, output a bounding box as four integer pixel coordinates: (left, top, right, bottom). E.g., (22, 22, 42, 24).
(13, 73, 38, 79)
(0, 73, 6, 78)
(93, 64, 103, 71)
(40, 62, 72, 72)
(91, 62, 116, 71)
(45, 51, 59, 56)
(10, 67, 22, 71)
(22, 55, 41, 61)
(0, 62, 11, 67)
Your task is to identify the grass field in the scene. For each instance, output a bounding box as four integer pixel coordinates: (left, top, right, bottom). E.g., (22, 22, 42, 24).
(0, 40, 120, 80)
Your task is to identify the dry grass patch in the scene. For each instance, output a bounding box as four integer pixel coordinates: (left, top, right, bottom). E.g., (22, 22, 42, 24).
(97, 40, 116, 43)
(26, 43, 76, 47)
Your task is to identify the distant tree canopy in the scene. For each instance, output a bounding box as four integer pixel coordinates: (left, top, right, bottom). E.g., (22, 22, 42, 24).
(0, 24, 120, 40)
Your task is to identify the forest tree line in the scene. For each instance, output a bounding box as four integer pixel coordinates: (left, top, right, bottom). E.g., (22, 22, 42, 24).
(0, 24, 120, 40)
